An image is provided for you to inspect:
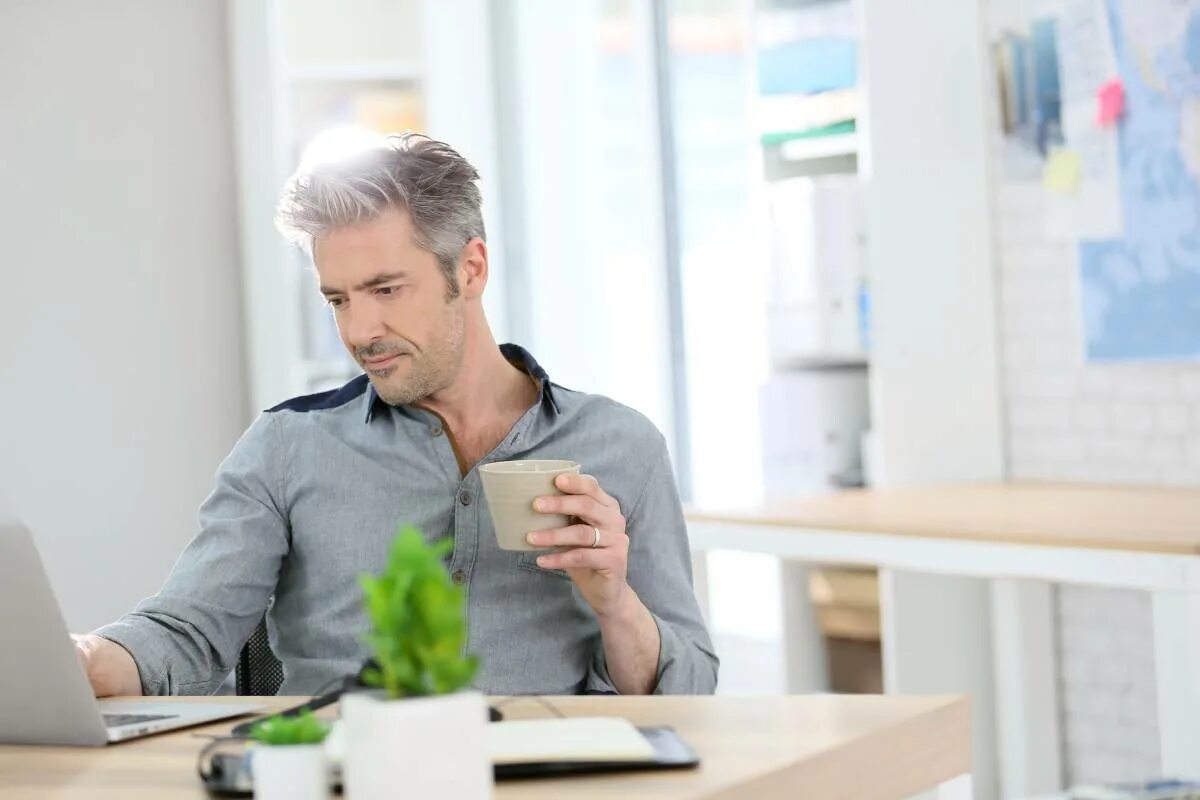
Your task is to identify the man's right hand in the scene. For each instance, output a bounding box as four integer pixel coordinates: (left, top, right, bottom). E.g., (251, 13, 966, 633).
(72, 634, 143, 697)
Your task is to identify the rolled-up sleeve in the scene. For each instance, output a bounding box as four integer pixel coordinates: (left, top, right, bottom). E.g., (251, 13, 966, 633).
(93, 413, 290, 695)
(586, 434, 719, 694)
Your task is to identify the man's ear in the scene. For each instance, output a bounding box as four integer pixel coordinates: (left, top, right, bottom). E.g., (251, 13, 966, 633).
(458, 237, 489, 300)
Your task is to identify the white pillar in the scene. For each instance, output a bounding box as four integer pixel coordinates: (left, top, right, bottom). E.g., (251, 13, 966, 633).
(780, 562, 829, 693)
(990, 579, 1063, 797)
(882, 569, 999, 800)
(1152, 590, 1200, 777)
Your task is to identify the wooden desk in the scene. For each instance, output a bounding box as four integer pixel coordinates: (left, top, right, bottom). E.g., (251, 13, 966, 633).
(689, 482, 1200, 555)
(0, 694, 972, 800)
(686, 482, 1200, 800)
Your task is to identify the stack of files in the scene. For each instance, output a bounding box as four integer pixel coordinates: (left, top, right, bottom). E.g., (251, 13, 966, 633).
(755, 1, 859, 146)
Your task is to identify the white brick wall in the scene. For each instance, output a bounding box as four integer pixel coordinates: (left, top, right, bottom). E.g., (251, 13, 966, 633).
(996, 191, 1200, 487)
(1056, 587, 1161, 783)
(985, 0, 1200, 784)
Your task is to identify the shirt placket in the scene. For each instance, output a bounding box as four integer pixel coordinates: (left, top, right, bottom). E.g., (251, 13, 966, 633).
(450, 474, 479, 591)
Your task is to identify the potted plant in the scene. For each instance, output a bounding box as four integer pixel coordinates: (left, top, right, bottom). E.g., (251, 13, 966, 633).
(248, 709, 330, 800)
(341, 526, 493, 800)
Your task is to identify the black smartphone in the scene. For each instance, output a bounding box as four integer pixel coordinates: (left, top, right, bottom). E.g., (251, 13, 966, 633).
(200, 752, 253, 797)
(493, 726, 700, 780)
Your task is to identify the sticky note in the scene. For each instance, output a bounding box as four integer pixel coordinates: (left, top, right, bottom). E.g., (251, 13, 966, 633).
(1097, 78, 1125, 126)
(1044, 149, 1083, 193)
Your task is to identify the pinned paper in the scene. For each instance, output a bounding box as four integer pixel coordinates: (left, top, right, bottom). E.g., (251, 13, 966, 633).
(1097, 79, 1125, 126)
(1057, 0, 1119, 105)
(1049, 0, 1124, 236)
(1044, 149, 1083, 193)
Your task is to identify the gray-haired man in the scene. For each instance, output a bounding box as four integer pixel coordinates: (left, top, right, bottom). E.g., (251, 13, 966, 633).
(74, 133, 718, 697)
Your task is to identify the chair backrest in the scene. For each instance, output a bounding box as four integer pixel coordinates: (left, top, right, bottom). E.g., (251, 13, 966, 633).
(235, 617, 285, 696)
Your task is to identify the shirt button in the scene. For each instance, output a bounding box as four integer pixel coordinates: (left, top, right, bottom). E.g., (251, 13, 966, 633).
(451, 570, 467, 585)
(458, 490, 472, 506)
(431, 426, 443, 437)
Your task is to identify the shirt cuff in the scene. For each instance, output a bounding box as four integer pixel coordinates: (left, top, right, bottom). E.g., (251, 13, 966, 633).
(583, 610, 691, 695)
(646, 610, 688, 694)
(93, 617, 173, 696)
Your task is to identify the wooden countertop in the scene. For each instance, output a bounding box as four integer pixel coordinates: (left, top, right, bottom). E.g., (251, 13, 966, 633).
(0, 694, 970, 799)
(687, 482, 1200, 555)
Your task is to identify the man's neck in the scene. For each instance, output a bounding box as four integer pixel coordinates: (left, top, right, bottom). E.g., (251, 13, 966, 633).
(416, 326, 538, 466)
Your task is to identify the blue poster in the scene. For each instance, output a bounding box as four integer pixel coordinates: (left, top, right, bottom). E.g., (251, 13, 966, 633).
(1080, 0, 1200, 361)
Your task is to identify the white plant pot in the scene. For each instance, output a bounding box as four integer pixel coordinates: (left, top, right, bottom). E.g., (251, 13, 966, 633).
(341, 689, 493, 800)
(251, 743, 327, 800)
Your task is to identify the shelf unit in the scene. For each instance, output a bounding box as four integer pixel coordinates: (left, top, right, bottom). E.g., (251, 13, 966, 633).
(779, 132, 858, 161)
(764, 132, 859, 180)
(775, 352, 869, 371)
(750, 0, 878, 701)
(754, 0, 870, 508)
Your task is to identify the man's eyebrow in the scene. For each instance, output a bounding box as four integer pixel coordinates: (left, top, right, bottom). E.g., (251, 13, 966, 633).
(356, 271, 409, 291)
(319, 271, 409, 295)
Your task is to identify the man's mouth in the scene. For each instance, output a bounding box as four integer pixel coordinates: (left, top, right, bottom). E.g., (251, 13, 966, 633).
(362, 353, 406, 371)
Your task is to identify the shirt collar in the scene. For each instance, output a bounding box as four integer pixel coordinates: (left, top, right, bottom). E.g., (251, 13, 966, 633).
(363, 343, 559, 424)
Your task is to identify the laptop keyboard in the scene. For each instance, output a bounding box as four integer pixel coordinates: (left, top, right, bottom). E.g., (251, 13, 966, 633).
(102, 712, 178, 728)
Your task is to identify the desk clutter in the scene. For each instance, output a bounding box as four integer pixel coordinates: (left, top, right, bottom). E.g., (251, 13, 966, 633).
(3, 695, 973, 798)
(200, 715, 699, 796)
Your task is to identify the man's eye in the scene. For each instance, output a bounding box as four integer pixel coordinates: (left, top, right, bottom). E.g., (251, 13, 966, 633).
(327, 297, 346, 309)
(376, 286, 400, 297)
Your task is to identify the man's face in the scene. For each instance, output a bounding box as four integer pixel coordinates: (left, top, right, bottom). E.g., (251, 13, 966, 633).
(315, 206, 464, 406)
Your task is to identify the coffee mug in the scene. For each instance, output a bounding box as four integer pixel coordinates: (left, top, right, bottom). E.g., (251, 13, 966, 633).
(478, 460, 581, 551)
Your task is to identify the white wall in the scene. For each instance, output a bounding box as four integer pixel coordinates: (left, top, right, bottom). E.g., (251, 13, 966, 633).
(0, 1, 248, 631)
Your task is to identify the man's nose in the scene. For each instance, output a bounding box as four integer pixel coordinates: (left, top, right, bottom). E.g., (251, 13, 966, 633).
(343, 301, 387, 350)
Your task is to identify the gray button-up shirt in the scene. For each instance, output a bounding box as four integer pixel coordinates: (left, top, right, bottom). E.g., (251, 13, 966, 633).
(97, 345, 718, 696)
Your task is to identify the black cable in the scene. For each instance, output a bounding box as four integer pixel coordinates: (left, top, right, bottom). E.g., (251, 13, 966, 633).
(492, 695, 565, 719)
(229, 674, 351, 737)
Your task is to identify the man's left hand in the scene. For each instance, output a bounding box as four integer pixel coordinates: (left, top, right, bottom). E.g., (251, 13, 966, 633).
(527, 473, 631, 618)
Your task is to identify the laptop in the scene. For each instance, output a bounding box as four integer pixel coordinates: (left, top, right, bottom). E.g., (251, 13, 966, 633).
(0, 520, 264, 746)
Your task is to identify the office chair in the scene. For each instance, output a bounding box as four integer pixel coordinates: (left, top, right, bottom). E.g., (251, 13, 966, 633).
(235, 616, 284, 696)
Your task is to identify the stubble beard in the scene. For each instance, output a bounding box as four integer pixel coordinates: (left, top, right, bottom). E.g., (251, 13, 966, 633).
(364, 303, 466, 407)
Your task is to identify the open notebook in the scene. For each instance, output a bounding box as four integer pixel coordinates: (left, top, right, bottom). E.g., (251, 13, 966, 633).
(487, 717, 656, 765)
(323, 715, 698, 779)
(208, 717, 699, 793)
(326, 716, 658, 766)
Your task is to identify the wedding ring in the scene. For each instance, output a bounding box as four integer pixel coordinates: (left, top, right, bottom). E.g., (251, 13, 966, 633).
(590, 527, 601, 548)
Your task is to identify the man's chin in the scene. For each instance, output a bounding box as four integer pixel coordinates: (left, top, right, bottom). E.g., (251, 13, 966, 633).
(366, 373, 421, 406)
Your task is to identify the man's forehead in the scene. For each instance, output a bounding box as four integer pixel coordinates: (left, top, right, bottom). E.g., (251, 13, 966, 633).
(314, 209, 414, 256)
(312, 213, 429, 286)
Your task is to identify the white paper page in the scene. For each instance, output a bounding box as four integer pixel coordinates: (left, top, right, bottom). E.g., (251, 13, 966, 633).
(487, 717, 657, 765)
(1047, 0, 1125, 239)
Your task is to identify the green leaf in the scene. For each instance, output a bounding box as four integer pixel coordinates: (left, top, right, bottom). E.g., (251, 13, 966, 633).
(357, 524, 479, 699)
(249, 709, 330, 745)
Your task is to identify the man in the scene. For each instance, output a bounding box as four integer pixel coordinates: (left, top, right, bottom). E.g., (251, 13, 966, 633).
(74, 133, 717, 697)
